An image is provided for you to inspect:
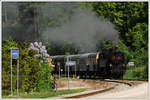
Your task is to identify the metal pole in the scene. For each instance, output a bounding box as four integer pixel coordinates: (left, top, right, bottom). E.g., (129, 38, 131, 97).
(10, 50, 13, 96)
(17, 59, 19, 97)
(65, 65, 66, 77)
(65, 59, 67, 78)
(75, 64, 76, 77)
(67, 57, 69, 90)
(59, 65, 60, 79)
(68, 64, 69, 90)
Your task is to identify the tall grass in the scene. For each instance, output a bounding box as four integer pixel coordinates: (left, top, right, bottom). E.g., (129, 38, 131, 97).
(123, 66, 148, 81)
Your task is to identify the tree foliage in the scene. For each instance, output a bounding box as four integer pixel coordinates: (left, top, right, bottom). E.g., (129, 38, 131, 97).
(96, 40, 114, 51)
(91, 2, 148, 80)
(42, 40, 82, 56)
(2, 39, 52, 96)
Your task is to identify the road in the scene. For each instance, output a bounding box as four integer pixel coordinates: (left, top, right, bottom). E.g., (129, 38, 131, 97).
(83, 82, 149, 99)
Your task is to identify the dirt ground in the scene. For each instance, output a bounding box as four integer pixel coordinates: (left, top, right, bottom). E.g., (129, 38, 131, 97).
(56, 79, 144, 89)
(56, 79, 117, 90)
(54, 79, 148, 99)
(83, 82, 148, 99)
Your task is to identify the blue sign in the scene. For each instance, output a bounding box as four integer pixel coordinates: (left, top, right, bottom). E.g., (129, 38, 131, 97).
(66, 61, 76, 66)
(11, 49, 19, 59)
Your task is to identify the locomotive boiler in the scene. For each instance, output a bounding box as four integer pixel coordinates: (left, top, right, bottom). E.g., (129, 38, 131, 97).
(51, 48, 126, 79)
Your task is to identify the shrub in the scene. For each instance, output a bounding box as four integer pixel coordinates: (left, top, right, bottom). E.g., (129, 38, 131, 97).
(123, 66, 148, 80)
(36, 61, 52, 91)
(2, 39, 52, 96)
(28, 42, 52, 92)
(2, 39, 18, 95)
(19, 42, 40, 92)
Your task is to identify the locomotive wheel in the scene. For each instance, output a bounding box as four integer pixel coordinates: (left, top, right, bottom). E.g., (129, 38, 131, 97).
(104, 66, 111, 79)
(111, 64, 124, 79)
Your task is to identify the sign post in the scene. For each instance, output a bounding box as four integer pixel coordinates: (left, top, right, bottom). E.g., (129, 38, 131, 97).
(128, 62, 134, 67)
(75, 64, 76, 77)
(66, 60, 76, 90)
(10, 49, 19, 96)
(128, 62, 134, 78)
(10, 50, 12, 96)
(67, 57, 69, 90)
(57, 63, 60, 79)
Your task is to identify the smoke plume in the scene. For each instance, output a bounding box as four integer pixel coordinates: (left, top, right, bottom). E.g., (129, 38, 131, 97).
(42, 7, 118, 52)
(2, 3, 118, 52)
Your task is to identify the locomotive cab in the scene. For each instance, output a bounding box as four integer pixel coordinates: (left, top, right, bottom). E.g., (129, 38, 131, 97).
(108, 48, 126, 78)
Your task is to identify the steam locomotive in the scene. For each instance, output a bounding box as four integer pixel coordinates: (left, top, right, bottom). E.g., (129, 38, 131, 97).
(51, 48, 126, 79)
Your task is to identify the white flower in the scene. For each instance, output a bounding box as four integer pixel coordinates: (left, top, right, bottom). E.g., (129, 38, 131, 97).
(34, 54, 40, 58)
(42, 46, 46, 50)
(29, 42, 51, 64)
(30, 43, 34, 47)
(39, 42, 42, 47)
(40, 60, 43, 63)
(34, 42, 39, 47)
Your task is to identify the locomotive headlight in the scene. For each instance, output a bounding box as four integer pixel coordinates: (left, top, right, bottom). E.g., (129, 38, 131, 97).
(122, 64, 125, 67)
(109, 64, 112, 67)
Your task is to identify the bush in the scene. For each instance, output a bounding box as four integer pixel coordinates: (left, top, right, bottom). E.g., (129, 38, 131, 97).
(2, 39, 18, 95)
(123, 66, 148, 80)
(19, 43, 40, 92)
(28, 42, 52, 92)
(36, 61, 52, 92)
(2, 39, 52, 96)
(118, 38, 148, 80)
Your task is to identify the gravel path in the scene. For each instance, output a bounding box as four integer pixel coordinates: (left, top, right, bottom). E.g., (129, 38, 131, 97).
(56, 79, 114, 90)
(83, 82, 148, 99)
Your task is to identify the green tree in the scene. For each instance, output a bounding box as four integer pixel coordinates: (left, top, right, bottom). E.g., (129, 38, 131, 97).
(91, 2, 148, 80)
(96, 40, 114, 51)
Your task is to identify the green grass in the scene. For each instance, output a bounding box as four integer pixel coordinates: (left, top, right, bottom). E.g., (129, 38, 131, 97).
(123, 69, 137, 80)
(123, 66, 148, 81)
(2, 88, 87, 98)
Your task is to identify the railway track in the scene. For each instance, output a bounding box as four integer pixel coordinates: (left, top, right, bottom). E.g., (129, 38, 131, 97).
(103, 79, 132, 86)
(63, 79, 135, 98)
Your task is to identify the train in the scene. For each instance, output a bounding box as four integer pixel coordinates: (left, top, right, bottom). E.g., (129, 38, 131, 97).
(51, 47, 126, 79)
